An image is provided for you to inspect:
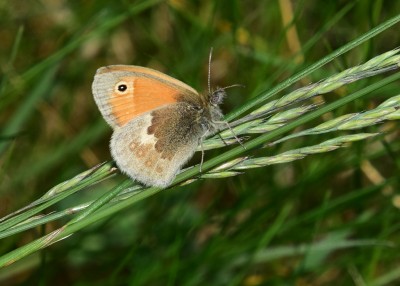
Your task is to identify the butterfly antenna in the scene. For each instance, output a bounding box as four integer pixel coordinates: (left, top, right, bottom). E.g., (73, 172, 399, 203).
(208, 47, 213, 95)
(220, 84, 246, 90)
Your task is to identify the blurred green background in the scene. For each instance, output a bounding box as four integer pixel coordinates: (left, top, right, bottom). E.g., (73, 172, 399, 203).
(1, 0, 400, 285)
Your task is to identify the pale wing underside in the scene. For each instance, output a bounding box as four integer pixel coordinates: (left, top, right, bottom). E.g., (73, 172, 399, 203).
(110, 104, 204, 187)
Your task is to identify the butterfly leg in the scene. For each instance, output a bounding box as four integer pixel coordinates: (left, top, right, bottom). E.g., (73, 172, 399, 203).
(199, 136, 205, 173)
(215, 121, 246, 149)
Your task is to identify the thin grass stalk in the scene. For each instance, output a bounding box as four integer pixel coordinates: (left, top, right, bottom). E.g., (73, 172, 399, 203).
(271, 95, 400, 145)
(0, 163, 115, 232)
(225, 13, 400, 121)
(0, 180, 132, 267)
(225, 49, 400, 135)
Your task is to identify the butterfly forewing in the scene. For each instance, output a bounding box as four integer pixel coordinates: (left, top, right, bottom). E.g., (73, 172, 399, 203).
(92, 65, 200, 128)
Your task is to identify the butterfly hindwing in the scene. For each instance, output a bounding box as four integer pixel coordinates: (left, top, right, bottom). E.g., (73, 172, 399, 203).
(110, 103, 206, 187)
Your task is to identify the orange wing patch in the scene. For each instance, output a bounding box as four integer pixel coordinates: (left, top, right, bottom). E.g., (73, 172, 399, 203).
(93, 65, 200, 129)
(110, 76, 181, 126)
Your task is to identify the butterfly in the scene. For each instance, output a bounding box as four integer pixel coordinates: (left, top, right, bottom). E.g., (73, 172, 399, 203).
(92, 58, 236, 188)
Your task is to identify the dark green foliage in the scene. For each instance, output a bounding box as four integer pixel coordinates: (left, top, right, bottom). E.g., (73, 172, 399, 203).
(0, 1, 399, 285)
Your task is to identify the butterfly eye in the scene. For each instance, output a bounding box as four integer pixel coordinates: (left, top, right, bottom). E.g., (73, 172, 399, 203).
(210, 88, 226, 105)
(115, 81, 128, 94)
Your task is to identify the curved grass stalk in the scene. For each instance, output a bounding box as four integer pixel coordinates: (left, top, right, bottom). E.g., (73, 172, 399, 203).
(270, 95, 400, 146)
(2, 90, 397, 245)
(220, 48, 400, 139)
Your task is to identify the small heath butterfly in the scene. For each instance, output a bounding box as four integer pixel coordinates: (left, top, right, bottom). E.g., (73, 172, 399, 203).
(92, 57, 232, 188)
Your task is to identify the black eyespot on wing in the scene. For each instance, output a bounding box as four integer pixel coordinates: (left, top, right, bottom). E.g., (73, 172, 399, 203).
(118, 84, 127, 92)
(114, 81, 129, 94)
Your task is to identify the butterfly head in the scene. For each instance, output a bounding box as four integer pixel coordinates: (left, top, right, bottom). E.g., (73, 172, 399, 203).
(209, 87, 227, 106)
